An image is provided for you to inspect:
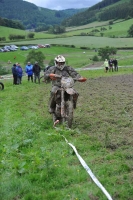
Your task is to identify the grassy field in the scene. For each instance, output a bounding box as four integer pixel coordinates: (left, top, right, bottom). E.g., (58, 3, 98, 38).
(0, 47, 133, 74)
(0, 46, 98, 70)
(65, 21, 111, 32)
(64, 19, 133, 38)
(0, 18, 133, 44)
(0, 26, 57, 41)
(0, 68, 133, 200)
(1, 35, 132, 49)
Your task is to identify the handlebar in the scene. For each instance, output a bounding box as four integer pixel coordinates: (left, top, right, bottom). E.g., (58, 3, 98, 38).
(49, 74, 87, 82)
(75, 77, 87, 82)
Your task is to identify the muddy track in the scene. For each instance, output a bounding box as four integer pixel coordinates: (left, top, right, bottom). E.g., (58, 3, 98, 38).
(74, 74, 133, 150)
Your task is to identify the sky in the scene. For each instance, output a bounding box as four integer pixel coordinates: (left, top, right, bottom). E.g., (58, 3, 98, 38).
(24, 0, 102, 10)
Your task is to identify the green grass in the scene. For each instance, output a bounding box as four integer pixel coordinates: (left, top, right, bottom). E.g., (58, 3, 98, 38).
(1, 35, 132, 49)
(65, 19, 133, 37)
(0, 17, 133, 200)
(65, 21, 111, 32)
(0, 47, 133, 74)
(79, 66, 133, 78)
(99, 19, 133, 37)
(0, 26, 58, 41)
(0, 46, 96, 70)
(1, 18, 133, 46)
(0, 68, 133, 200)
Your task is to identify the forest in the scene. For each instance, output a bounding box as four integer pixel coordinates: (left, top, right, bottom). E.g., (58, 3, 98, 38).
(0, 17, 24, 30)
(61, 0, 133, 26)
(0, 0, 86, 29)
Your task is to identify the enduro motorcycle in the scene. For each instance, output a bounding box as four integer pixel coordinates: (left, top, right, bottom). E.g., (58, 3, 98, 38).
(0, 82, 4, 90)
(49, 74, 87, 128)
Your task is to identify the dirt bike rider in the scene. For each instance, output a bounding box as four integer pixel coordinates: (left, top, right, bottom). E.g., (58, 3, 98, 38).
(44, 55, 83, 114)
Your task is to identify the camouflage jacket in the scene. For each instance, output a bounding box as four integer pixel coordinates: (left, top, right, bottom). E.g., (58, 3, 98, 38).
(44, 65, 81, 87)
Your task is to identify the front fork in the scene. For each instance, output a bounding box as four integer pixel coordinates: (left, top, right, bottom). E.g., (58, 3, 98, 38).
(61, 89, 73, 124)
(61, 89, 65, 123)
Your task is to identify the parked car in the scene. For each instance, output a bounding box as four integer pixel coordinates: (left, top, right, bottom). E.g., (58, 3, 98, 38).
(28, 45, 38, 49)
(10, 45, 18, 49)
(45, 44, 50, 48)
(0, 48, 4, 52)
(8, 47, 17, 51)
(3, 45, 10, 49)
(3, 46, 17, 51)
(31, 46, 38, 49)
(2, 48, 10, 52)
(20, 46, 29, 50)
(28, 45, 33, 49)
(37, 44, 45, 48)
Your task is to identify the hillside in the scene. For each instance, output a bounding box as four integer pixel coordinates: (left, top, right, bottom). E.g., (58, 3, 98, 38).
(62, 0, 133, 26)
(1, 0, 132, 30)
(0, 0, 86, 29)
(0, 18, 133, 43)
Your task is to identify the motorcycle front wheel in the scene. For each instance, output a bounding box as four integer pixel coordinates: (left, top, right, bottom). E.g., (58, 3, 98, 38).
(66, 100, 73, 128)
(0, 82, 4, 90)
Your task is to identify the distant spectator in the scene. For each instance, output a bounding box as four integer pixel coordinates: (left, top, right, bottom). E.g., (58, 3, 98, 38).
(25, 62, 33, 82)
(113, 58, 118, 71)
(33, 61, 41, 84)
(16, 63, 23, 84)
(44, 65, 52, 72)
(103, 59, 109, 73)
(108, 58, 114, 72)
(12, 64, 17, 85)
(7, 60, 11, 64)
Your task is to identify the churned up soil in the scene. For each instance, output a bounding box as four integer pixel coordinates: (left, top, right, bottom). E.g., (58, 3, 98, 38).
(74, 74, 133, 150)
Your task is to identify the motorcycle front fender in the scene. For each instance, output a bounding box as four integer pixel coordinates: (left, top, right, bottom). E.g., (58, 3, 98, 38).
(65, 88, 76, 95)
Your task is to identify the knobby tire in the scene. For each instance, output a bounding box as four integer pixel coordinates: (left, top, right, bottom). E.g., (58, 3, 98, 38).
(0, 82, 4, 90)
(66, 100, 73, 128)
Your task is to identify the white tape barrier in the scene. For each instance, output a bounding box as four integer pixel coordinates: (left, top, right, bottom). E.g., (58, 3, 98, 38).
(62, 136, 113, 200)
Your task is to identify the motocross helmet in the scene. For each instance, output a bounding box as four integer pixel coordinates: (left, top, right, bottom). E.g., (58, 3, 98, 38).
(54, 55, 65, 70)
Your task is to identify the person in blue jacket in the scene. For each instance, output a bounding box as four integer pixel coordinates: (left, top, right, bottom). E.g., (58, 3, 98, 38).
(16, 63, 23, 84)
(25, 61, 33, 82)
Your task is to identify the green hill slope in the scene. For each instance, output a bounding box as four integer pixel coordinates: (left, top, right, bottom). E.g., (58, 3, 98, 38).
(62, 0, 133, 27)
(0, 18, 133, 42)
(0, 26, 58, 41)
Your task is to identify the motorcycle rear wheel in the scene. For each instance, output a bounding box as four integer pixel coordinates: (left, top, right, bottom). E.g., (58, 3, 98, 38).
(0, 82, 4, 90)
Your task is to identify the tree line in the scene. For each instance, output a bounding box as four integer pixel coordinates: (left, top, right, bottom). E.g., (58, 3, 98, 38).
(0, 17, 25, 30)
(0, 0, 85, 29)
